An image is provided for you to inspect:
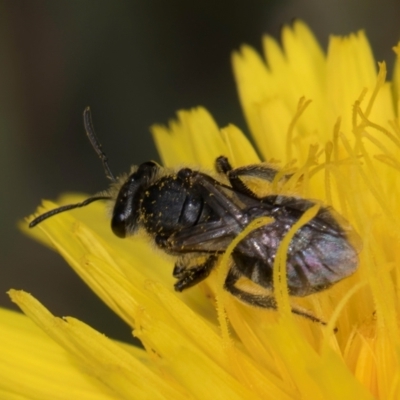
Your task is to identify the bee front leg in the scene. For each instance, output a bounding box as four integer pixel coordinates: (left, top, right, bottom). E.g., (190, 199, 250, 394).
(174, 254, 218, 292)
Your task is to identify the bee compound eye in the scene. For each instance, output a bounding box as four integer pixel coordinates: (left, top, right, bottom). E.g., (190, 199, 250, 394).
(111, 212, 128, 238)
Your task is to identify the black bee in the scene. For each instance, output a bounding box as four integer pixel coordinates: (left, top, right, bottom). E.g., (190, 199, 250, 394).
(30, 108, 360, 324)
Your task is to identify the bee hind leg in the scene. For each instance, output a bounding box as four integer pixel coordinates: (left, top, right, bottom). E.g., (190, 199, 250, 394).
(224, 265, 327, 326)
(215, 156, 292, 198)
(223, 265, 278, 309)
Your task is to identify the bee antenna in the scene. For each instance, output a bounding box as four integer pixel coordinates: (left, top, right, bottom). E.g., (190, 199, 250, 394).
(83, 107, 116, 182)
(29, 195, 111, 228)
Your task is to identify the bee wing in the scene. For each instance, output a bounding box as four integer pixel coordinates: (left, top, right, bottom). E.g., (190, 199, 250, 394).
(266, 195, 362, 253)
(284, 205, 360, 296)
(166, 171, 259, 253)
(287, 228, 359, 296)
(316, 206, 363, 253)
(192, 171, 261, 223)
(256, 196, 361, 296)
(167, 219, 238, 252)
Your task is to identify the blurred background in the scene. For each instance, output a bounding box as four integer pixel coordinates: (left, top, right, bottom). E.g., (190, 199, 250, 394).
(1, 0, 400, 343)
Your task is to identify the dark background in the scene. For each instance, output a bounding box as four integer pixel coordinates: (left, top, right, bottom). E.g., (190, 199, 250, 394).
(1, 1, 400, 343)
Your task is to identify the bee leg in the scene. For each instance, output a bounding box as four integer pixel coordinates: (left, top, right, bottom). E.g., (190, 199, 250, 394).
(215, 156, 257, 197)
(215, 156, 292, 197)
(216, 155, 283, 181)
(224, 265, 327, 325)
(223, 265, 278, 309)
(174, 254, 218, 292)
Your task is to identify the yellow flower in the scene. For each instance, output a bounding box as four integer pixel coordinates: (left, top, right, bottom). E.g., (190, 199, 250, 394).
(2, 20, 400, 399)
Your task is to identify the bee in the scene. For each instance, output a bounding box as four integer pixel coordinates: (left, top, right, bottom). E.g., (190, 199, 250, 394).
(30, 108, 360, 324)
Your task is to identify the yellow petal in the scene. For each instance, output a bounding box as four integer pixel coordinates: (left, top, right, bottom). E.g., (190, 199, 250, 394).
(0, 306, 119, 400)
(327, 30, 376, 135)
(220, 124, 261, 166)
(152, 107, 226, 170)
(232, 45, 276, 160)
(9, 290, 190, 400)
(392, 42, 400, 111)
